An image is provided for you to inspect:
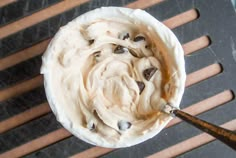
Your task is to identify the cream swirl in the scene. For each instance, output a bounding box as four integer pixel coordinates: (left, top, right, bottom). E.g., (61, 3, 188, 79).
(41, 7, 186, 147)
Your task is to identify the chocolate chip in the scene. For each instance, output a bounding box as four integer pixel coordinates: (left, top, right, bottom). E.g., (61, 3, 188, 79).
(129, 49, 138, 57)
(93, 51, 101, 57)
(145, 45, 150, 49)
(143, 67, 158, 81)
(136, 81, 145, 94)
(89, 39, 94, 45)
(118, 120, 132, 131)
(87, 122, 95, 130)
(90, 123, 95, 130)
(114, 45, 128, 54)
(134, 35, 145, 42)
(123, 33, 130, 40)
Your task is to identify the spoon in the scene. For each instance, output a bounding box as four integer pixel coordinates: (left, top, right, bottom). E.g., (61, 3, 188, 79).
(163, 104, 236, 150)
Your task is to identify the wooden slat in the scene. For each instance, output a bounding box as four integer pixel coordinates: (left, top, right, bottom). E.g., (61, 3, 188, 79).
(183, 36, 211, 55)
(0, 128, 71, 158)
(0, 0, 89, 39)
(166, 90, 233, 128)
(0, 1, 196, 39)
(70, 147, 114, 158)
(0, 39, 50, 71)
(185, 63, 222, 87)
(0, 9, 202, 71)
(126, 0, 163, 9)
(163, 9, 198, 29)
(0, 0, 16, 8)
(0, 75, 43, 102)
(148, 119, 236, 158)
(0, 103, 50, 134)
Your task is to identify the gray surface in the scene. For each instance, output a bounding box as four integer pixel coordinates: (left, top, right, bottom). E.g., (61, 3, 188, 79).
(0, 0, 62, 26)
(232, 0, 236, 10)
(178, 140, 236, 158)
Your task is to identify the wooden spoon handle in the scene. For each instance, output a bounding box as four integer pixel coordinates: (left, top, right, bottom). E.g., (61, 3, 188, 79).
(171, 109, 236, 150)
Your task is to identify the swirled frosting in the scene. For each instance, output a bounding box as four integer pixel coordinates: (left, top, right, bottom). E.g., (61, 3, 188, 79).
(41, 7, 186, 148)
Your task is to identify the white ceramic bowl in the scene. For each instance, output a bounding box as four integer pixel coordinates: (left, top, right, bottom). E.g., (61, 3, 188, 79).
(41, 7, 186, 148)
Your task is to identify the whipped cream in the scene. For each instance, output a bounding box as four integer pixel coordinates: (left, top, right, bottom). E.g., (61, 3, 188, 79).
(41, 7, 186, 148)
